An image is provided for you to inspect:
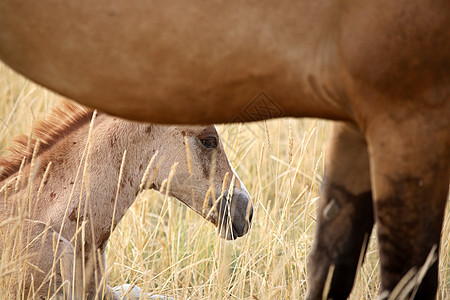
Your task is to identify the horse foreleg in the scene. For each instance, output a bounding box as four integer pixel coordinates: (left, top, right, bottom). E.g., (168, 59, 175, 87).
(10, 220, 75, 299)
(90, 250, 121, 300)
(306, 122, 373, 300)
(367, 114, 449, 299)
(99, 251, 122, 300)
(71, 240, 120, 299)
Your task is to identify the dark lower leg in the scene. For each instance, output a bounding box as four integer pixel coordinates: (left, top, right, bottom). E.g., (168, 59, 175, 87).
(326, 187, 373, 299)
(366, 114, 449, 299)
(307, 123, 373, 300)
(375, 177, 446, 299)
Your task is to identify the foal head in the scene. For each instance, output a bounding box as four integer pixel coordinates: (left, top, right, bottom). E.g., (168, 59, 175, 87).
(147, 125, 253, 240)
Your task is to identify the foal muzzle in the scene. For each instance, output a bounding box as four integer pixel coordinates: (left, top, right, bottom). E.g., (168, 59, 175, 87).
(215, 190, 253, 240)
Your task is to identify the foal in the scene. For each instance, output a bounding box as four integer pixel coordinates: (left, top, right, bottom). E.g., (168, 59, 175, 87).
(0, 101, 253, 299)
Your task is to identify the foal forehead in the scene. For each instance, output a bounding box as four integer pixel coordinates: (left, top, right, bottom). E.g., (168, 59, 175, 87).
(177, 125, 218, 136)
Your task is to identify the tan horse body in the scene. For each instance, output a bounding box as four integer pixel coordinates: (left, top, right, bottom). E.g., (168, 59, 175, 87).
(0, 102, 252, 299)
(0, 0, 448, 298)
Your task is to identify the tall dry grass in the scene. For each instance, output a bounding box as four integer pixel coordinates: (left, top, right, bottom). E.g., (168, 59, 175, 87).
(0, 62, 448, 299)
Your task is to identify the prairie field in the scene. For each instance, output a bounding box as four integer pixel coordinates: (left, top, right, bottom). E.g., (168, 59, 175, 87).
(0, 62, 448, 299)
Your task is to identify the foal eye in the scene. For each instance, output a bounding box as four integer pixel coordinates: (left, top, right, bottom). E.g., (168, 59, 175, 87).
(200, 137, 217, 149)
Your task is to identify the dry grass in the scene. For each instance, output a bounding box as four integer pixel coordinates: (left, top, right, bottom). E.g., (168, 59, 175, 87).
(0, 62, 448, 299)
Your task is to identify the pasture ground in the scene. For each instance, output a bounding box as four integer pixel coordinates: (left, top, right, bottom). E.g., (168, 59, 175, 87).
(0, 62, 448, 299)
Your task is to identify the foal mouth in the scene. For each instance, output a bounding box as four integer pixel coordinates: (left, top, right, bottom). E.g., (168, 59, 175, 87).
(219, 226, 240, 241)
(217, 220, 251, 240)
(216, 207, 252, 240)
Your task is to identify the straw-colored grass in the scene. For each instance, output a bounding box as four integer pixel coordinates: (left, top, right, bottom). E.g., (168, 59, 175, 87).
(0, 62, 448, 299)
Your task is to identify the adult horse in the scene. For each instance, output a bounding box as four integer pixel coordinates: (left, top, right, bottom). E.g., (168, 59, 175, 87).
(0, 0, 448, 298)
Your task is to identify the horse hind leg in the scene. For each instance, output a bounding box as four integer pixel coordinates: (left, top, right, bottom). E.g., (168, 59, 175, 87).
(306, 122, 374, 300)
(366, 109, 449, 299)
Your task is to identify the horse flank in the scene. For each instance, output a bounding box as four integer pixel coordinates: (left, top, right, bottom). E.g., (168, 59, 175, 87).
(0, 101, 94, 182)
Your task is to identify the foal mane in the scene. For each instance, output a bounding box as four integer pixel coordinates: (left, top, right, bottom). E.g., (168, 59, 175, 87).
(0, 101, 95, 182)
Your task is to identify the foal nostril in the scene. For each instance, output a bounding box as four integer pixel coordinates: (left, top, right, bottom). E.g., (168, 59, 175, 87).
(215, 191, 252, 239)
(248, 207, 253, 224)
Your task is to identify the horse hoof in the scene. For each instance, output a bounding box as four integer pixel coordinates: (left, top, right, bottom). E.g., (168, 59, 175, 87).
(113, 284, 174, 300)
